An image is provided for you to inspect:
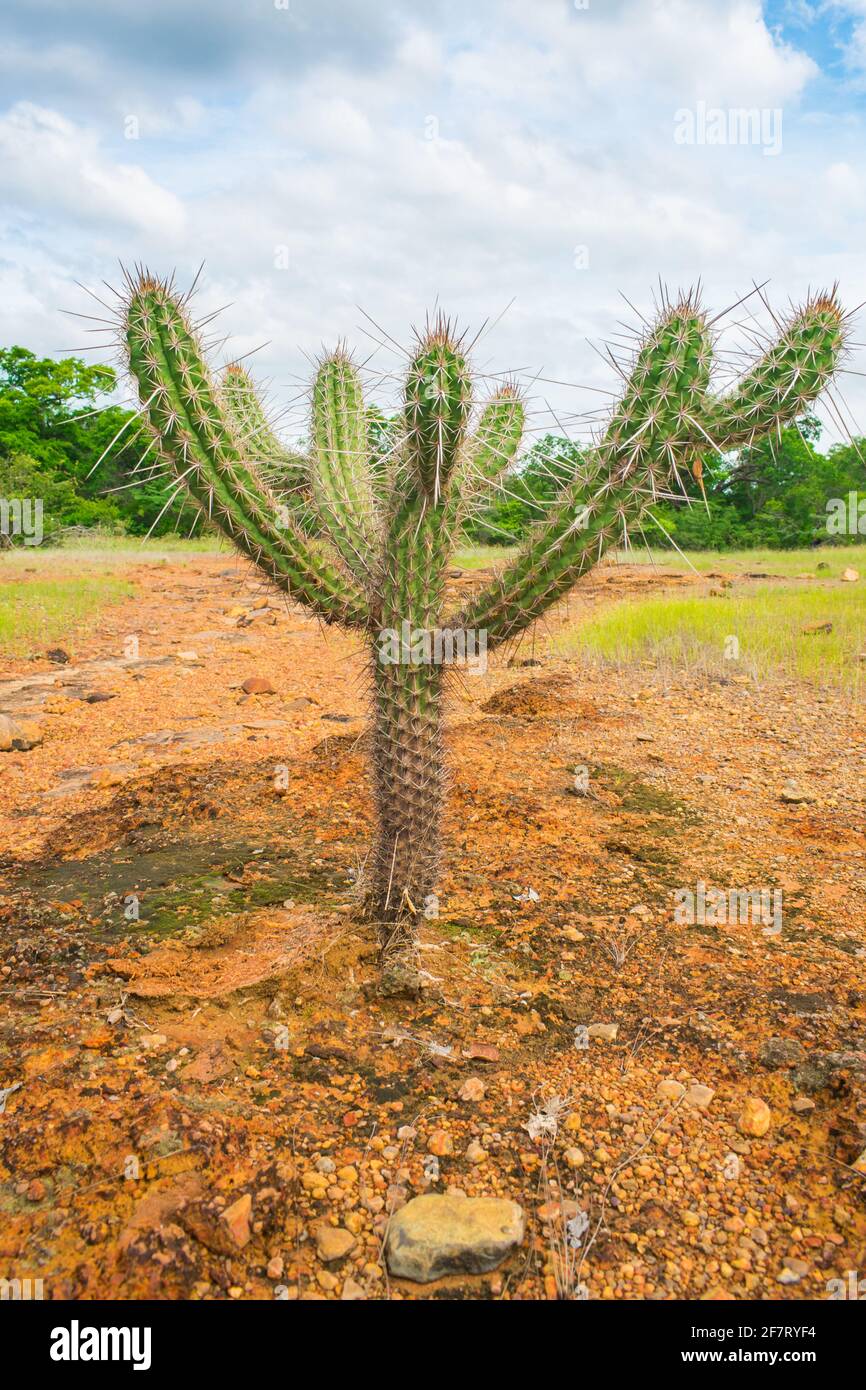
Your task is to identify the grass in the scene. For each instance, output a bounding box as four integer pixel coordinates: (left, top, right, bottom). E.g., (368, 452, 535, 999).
(611, 543, 866, 580)
(453, 543, 517, 571)
(551, 583, 866, 695)
(0, 535, 222, 575)
(0, 575, 135, 660)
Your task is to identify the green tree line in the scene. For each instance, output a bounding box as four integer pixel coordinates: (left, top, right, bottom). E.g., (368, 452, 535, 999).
(1, 346, 865, 549)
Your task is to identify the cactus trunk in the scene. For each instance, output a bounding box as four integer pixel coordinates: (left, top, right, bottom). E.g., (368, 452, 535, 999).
(369, 656, 443, 994)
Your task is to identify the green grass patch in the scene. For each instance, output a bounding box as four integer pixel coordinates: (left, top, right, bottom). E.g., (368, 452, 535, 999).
(0, 574, 135, 659)
(453, 544, 518, 571)
(0, 535, 222, 575)
(552, 584, 866, 695)
(612, 543, 866, 579)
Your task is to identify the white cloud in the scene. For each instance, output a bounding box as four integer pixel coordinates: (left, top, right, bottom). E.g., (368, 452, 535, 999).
(0, 0, 862, 445)
(0, 103, 186, 240)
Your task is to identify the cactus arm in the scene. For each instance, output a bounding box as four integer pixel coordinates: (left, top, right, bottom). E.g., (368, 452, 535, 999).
(457, 386, 526, 508)
(124, 277, 370, 629)
(220, 363, 317, 533)
(460, 293, 846, 650)
(685, 293, 845, 453)
(434, 388, 526, 602)
(310, 351, 380, 580)
(457, 301, 712, 648)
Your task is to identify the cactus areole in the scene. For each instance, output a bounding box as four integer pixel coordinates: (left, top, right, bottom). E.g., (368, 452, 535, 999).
(120, 272, 845, 993)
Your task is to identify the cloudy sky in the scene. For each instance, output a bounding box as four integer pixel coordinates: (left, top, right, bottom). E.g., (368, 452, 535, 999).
(2, 0, 865, 444)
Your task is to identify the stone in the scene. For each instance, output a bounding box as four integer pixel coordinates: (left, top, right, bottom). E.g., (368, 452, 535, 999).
(341, 1277, 366, 1300)
(657, 1079, 686, 1102)
(758, 1037, 806, 1069)
(841, 567, 859, 582)
(315, 1224, 356, 1262)
(852, 1148, 866, 1175)
(465, 1140, 487, 1164)
(0, 713, 43, 752)
(780, 781, 812, 804)
(792, 1050, 866, 1095)
(683, 1084, 714, 1110)
(587, 1022, 618, 1042)
(221, 1193, 252, 1248)
(386, 1195, 525, 1283)
(427, 1130, 454, 1157)
(563, 1147, 585, 1168)
(738, 1096, 771, 1137)
(458, 1077, 486, 1102)
(241, 676, 275, 695)
(266, 1255, 284, 1280)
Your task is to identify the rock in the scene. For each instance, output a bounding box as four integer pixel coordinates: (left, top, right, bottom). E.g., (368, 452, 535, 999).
(852, 1148, 866, 1175)
(562, 926, 585, 942)
(221, 1193, 252, 1248)
(83, 691, 117, 704)
(841, 567, 859, 582)
(587, 1023, 618, 1042)
(427, 1130, 454, 1157)
(181, 1043, 232, 1083)
(457, 1077, 485, 1102)
(776, 1268, 801, 1285)
(683, 1084, 714, 1110)
(241, 676, 275, 695)
(657, 1079, 686, 1102)
(758, 1037, 806, 1069)
(46, 647, 70, 663)
(465, 1140, 487, 1164)
(386, 1195, 525, 1283)
(738, 1096, 772, 1137)
(341, 1277, 366, 1300)
(176, 651, 199, 663)
(792, 1050, 866, 1095)
(0, 713, 43, 751)
(791, 1095, 815, 1114)
(266, 1255, 284, 1279)
(314, 1224, 356, 1262)
(563, 1147, 585, 1168)
(780, 781, 812, 804)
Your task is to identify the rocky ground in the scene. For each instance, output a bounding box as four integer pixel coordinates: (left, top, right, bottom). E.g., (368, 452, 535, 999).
(0, 552, 864, 1301)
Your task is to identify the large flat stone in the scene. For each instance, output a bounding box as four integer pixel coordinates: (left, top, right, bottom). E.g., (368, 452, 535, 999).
(386, 1195, 525, 1283)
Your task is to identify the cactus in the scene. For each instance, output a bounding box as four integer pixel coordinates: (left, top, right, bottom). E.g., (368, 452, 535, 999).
(118, 272, 845, 993)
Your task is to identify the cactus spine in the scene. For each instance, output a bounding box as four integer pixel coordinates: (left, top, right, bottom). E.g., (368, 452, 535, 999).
(119, 271, 845, 993)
